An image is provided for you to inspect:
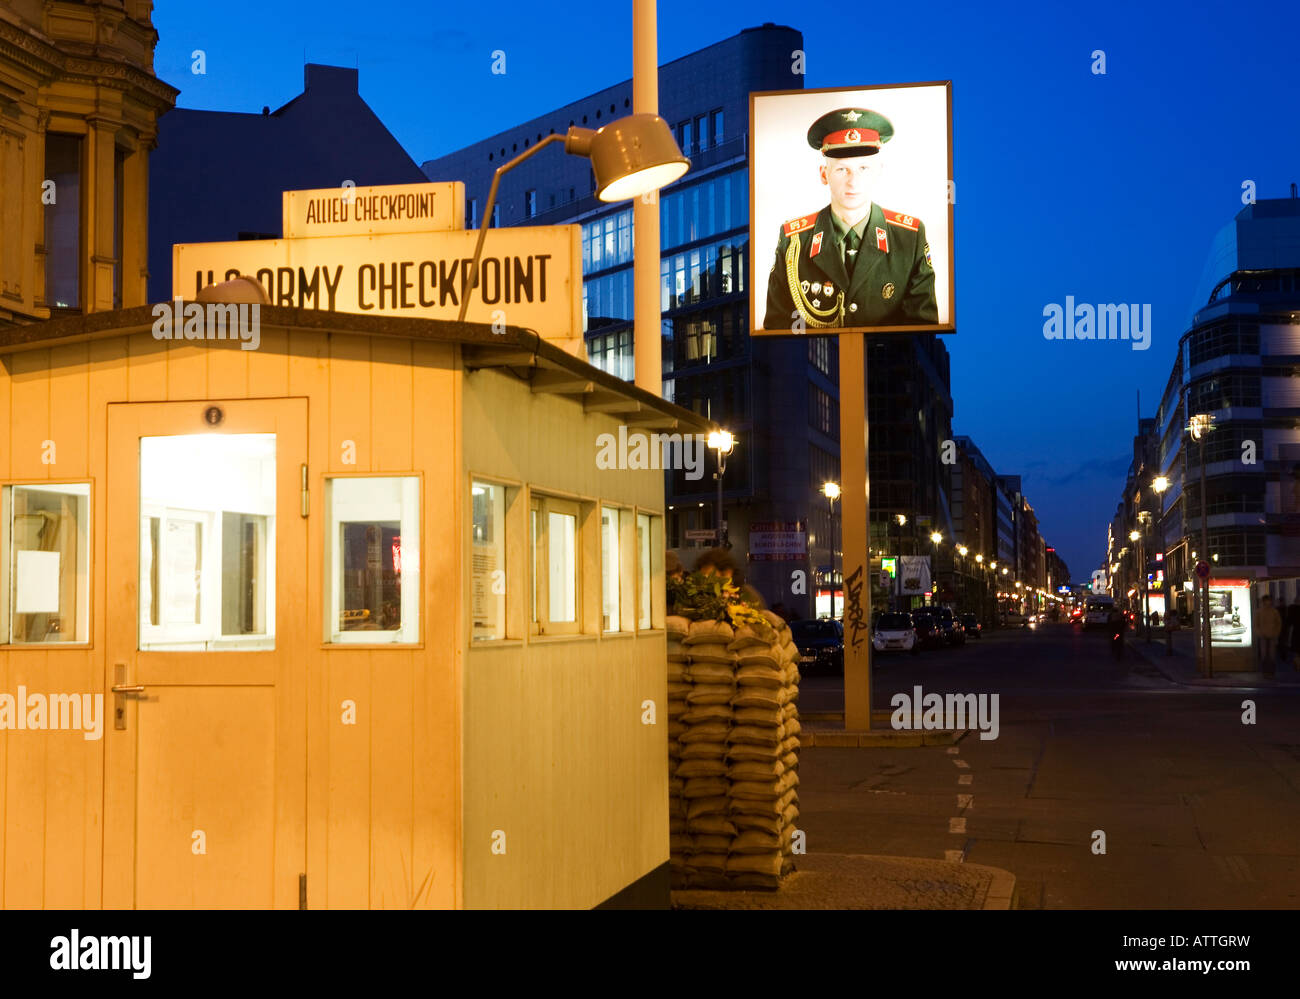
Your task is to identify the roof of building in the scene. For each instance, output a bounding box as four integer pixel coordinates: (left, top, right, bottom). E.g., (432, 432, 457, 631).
(149, 65, 428, 302)
(0, 306, 716, 435)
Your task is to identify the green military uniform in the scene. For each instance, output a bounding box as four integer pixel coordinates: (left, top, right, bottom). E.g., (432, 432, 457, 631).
(762, 107, 938, 330)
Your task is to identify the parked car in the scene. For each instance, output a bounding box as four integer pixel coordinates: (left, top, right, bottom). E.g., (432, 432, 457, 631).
(960, 613, 982, 639)
(909, 610, 947, 649)
(1002, 609, 1029, 628)
(789, 618, 844, 674)
(872, 612, 920, 656)
(933, 606, 966, 646)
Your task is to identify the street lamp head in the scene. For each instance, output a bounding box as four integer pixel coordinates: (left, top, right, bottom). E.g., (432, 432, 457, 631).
(1152, 475, 1169, 493)
(566, 115, 690, 202)
(1001, 567, 1009, 575)
(930, 531, 943, 545)
(896, 513, 907, 526)
(957, 545, 968, 557)
(822, 481, 841, 500)
(990, 561, 997, 570)
(707, 429, 736, 455)
(975, 554, 984, 564)
(1188, 413, 1214, 441)
(1129, 530, 1140, 542)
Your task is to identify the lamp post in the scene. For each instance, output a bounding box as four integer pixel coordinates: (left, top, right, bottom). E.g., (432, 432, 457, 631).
(894, 514, 907, 606)
(823, 481, 841, 619)
(458, 116, 688, 323)
(1129, 527, 1147, 642)
(1189, 414, 1214, 676)
(1152, 475, 1170, 653)
(707, 430, 735, 548)
(929, 531, 942, 606)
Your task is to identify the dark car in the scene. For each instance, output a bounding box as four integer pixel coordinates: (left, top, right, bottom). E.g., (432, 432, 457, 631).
(933, 606, 966, 646)
(789, 618, 844, 674)
(960, 613, 982, 639)
(909, 610, 946, 649)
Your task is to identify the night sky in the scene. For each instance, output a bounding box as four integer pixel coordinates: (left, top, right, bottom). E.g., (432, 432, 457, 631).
(151, 0, 1300, 581)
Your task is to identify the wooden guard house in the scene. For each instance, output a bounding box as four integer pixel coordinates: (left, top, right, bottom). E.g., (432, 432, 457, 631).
(0, 306, 713, 908)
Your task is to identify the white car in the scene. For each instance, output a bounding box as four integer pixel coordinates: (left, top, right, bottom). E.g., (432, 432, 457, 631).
(872, 612, 919, 655)
(1082, 597, 1115, 631)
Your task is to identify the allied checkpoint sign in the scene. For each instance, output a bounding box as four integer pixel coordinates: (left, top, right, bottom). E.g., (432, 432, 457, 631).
(746, 82, 956, 732)
(173, 182, 584, 345)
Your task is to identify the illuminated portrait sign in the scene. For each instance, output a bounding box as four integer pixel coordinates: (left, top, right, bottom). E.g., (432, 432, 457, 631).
(750, 82, 954, 335)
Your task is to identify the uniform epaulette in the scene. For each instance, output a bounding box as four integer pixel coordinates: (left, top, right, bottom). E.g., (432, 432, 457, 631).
(883, 210, 920, 231)
(782, 212, 819, 236)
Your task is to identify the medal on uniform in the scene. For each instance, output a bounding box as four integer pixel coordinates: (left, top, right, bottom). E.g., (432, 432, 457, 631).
(882, 282, 895, 300)
(811, 282, 821, 294)
(810, 231, 824, 258)
(876, 227, 888, 252)
(800, 280, 810, 294)
(822, 282, 832, 296)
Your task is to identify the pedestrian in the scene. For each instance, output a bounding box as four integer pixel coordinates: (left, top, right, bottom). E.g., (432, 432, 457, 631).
(1109, 608, 1126, 661)
(1289, 602, 1300, 672)
(1257, 595, 1281, 676)
(1278, 598, 1291, 664)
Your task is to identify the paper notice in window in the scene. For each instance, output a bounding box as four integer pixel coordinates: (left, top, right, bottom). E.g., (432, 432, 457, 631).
(472, 545, 500, 637)
(15, 550, 61, 613)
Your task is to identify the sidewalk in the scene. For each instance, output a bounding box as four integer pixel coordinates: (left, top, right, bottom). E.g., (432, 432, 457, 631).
(1128, 627, 1300, 687)
(671, 722, 1017, 911)
(672, 852, 1015, 910)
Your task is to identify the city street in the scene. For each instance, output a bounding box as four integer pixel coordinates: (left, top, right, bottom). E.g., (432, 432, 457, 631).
(797, 623, 1300, 908)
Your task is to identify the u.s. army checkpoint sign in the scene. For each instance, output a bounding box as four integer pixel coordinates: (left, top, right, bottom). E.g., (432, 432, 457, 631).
(173, 183, 582, 333)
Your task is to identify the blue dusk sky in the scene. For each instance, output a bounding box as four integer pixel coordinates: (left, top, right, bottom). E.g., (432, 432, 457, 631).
(151, 0, 1300, 580)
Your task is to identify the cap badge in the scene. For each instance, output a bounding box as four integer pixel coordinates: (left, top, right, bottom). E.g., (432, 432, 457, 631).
(843, 110, 862, 122)
(845, 129, 861, 144)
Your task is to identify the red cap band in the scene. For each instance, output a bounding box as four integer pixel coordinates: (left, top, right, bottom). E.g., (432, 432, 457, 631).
(822, 128, 880, 149)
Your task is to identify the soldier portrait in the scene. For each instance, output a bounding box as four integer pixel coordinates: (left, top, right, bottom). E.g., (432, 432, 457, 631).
(750, 84, 954, 334)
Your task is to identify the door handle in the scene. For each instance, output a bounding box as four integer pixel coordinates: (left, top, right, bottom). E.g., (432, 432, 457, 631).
(113, 664, 146, 730)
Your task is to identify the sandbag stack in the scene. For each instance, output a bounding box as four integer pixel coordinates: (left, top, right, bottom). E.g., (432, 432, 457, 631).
(666, 609, 801, 890)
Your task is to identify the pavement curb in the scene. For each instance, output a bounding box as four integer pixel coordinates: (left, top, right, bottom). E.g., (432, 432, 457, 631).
(977, 864, 1017, 910)
(1129, 640, 1293, 689)
(803, 727, 970, 747)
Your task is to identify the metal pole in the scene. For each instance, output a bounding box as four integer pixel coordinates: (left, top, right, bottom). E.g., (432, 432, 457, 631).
(715, 450, 725, 548)
(828, 495, 837, 620)
(840, 333, 871, 730)
(632, 0, 662, 394)
(1199, 436, 1212, 676)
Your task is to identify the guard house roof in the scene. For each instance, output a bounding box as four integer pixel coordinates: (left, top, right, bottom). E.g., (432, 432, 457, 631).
(0, 306, 718, 435)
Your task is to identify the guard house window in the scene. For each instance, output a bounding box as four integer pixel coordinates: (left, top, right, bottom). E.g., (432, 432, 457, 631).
(601, 506, 621, 632)
(43, 133, 83, 310)
(530, 494, 580, 635)
(327, 476, 421, 644)
(472, 481, 508, 641)
(138, 435, 276, 651)
(525, 189, 537, 218)
(636, 511, 660, 630)
(1, 483, 90, 644)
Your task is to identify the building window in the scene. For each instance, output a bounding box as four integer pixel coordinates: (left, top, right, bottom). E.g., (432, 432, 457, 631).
(637, 511, 660, 630)
(525, 189, 537, 218)
(678, 120, 692, 155)
(138, 435, 277, 651)
(492, 204, 500, 228)
(695, 114, 708, 151)
(468, 197, 478, 228)
(601, 506, 622, 632)
(711, 108, 724, 147)
(472, 481, 509, 641)
(2, 482, 91, 644)
(326, 476, 421, 644)
(531, 494, 580, 634)
(44, 133, 83, 310)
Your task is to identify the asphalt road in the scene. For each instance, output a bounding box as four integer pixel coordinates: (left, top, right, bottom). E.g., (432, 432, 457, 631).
(795, 622, 1300, 908)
